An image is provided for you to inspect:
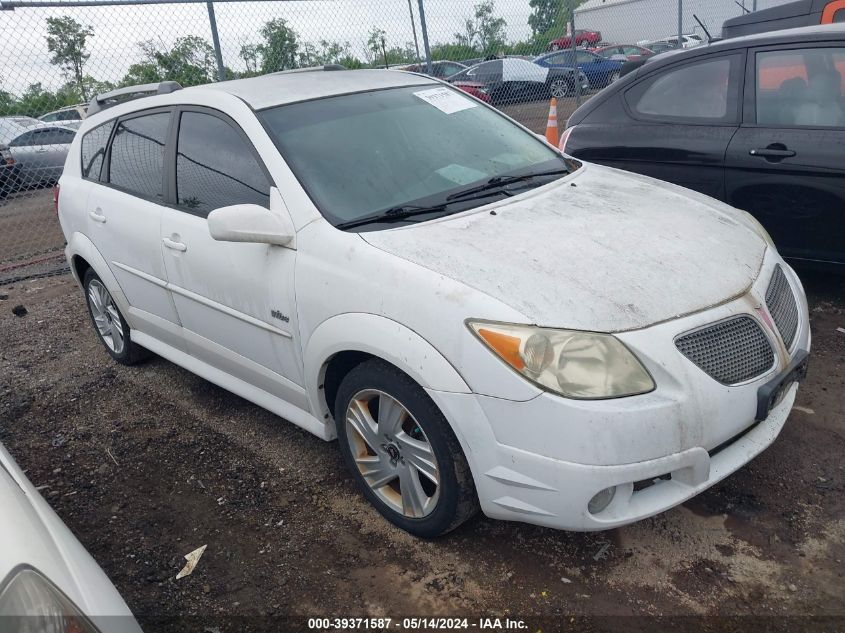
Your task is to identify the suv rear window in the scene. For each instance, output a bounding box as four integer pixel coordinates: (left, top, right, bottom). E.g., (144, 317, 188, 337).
(626, 55, 741, 123)
(108, 112, 170, 200)
(81, 121, 114, 181)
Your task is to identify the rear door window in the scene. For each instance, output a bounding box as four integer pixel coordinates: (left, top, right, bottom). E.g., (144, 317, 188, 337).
(81, 120, 115, 181)
(626, 55, 742, 123)
(755, 47, 845, 127)
(108, 111, 171, 201)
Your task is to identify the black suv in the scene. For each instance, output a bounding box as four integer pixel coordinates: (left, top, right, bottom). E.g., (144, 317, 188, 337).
(562, 24, 845, 268)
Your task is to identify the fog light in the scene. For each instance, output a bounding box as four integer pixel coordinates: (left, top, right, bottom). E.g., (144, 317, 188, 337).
(588, 486, 616, 514)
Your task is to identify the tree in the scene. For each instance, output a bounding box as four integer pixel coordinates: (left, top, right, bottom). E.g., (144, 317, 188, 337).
(122, 36, 216, 87)
(528, 0, 561, 37)
(258, 18, 300, 73)
(365, 27, 387, 65)
(239, 43, 261, 76)
(45, 16, 94, 101)
(454, 1, 507, 57)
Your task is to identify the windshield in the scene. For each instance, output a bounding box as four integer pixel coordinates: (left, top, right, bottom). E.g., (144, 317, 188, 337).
(259, 85, 567, 229)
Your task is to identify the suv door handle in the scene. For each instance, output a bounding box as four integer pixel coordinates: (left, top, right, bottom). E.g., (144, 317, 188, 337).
(162, 237, 187, 252)
(749, 147, 796, 159)
(35, 148, 48, 153)
(88, 209, 106, 223)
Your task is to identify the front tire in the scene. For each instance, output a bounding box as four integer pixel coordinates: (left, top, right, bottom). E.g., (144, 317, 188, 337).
(83, 268, 150, 365)
(334, 359, 478, 538)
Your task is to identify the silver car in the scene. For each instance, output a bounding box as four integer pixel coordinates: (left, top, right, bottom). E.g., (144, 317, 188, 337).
(0, 118, 78, 192)
(0, 442, 142, 632)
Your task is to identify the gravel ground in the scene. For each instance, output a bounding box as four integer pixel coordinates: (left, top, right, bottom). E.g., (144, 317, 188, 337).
(0, 269, 843, 632)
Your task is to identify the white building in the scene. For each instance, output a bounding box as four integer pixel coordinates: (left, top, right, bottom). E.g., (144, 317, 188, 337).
(574, 0, 798, 44)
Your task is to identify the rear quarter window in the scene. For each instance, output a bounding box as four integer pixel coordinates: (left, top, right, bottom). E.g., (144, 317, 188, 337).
(81, 120, 115, 181)
(624, 54, 742, 123)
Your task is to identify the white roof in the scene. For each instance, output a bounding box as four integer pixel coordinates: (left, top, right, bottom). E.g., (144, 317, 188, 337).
(192, 69, 438, 110)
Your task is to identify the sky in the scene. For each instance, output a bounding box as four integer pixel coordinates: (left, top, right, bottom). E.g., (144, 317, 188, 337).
(0, 0, 537, 94)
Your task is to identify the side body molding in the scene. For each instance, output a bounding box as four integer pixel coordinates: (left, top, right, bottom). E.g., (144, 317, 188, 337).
(304, 313, 471, 418)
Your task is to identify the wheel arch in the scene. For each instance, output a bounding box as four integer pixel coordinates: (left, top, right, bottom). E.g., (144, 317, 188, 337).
(305, 313, 471, 423)
(66, 232, 131, 315)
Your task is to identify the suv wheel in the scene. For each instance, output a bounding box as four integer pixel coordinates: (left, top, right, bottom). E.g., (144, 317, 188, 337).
(334, 359, 478, 538)
(83, 268, 150, 365)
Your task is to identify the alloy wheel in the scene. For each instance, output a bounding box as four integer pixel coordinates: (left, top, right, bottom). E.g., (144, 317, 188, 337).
(345, 389, 440, 518)
(550, 79, 569, 98)
(87, 279, 125, 354)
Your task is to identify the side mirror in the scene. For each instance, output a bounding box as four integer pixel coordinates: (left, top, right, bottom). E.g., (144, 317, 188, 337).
(208, 202, 294, 246)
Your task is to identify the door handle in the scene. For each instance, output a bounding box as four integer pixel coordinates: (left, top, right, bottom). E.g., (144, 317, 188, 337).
(88, 209, 106, 223)
(749, 148, 796, 159)
(35, 148, 48, 153)
(162, 237, 187, 252)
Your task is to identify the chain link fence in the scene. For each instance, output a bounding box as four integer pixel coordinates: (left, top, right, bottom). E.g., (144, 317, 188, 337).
(0, 0, 796, 282)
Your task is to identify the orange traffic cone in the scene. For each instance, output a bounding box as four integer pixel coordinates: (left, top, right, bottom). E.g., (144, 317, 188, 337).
(545, 98, 559, 147)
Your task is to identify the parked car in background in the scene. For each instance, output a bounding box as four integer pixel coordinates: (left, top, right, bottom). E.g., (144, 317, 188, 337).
(60, 71, 809, 539)
(640, 34, 704, 49)
(548, 29, 603, 50)
(39, 104, 88, 123)
(448, 58, 588, 103)
(535, 49, 625, 89)
(723, 0, 845, 38)
(0, 442, 142, 632)
(562, 24, 845, 267)
(451, 82, 492, 103)
(644, 40, 679, 54)
(0, 121, 77, 193)
(1, 117, 39, 197)
(594, 44, 655, 62)
(399, 60, 467, 79)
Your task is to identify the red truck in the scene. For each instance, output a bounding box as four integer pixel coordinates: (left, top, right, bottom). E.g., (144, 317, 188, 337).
(547, 29, 602, 51)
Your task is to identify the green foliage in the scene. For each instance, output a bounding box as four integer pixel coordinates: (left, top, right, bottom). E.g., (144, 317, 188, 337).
(429, 43, 479, 64)
(258, 18, 300, 73)
(528, 0, 561, 38)
(45, 16, 94, 100)
(454, 0, 508, 57)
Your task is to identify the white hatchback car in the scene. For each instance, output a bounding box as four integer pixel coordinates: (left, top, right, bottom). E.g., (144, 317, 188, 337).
(58, 69, 810, 538)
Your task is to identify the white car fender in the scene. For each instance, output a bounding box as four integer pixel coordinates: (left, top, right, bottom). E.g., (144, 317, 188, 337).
(65, 232, 131, 317)
(304, 312, 471, 418)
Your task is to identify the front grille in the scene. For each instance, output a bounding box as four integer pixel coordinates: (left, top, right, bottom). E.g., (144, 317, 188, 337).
(675, 316, 774, 385)
(766, 265, 799, 350)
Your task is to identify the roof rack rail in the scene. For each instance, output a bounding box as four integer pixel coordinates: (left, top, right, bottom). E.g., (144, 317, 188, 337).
(87, 81, 182, 116)
(270, 64, 347, 76)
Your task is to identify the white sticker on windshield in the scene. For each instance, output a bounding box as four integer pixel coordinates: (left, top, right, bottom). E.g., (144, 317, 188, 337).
(414, 87, 478, 114)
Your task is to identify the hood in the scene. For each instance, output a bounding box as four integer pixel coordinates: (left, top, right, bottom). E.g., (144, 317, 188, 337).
(361, 163, 766, 332)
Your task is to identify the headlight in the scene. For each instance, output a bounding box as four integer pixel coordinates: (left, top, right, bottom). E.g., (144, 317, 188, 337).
(467, 321, 655, 399)
(0, 568, 100, 633)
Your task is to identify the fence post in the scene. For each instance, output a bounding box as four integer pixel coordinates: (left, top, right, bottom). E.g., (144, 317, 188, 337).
(417, 0, 433, 74)
(570, 0, 580, 106)
(408, 0, 421, 65)
(206, 1, 226, 81)
(677, 0, 683, 48)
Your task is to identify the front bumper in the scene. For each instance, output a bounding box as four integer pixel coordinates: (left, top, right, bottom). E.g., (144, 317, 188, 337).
(428, 254, 811, 531)
(430, 381, 798, 531)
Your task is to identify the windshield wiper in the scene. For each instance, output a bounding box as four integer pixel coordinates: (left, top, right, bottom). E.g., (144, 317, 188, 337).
(445, 168, 571, 202)
(335, 204, 449, 230)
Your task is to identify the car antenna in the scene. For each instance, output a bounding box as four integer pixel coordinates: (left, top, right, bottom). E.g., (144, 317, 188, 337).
(692, 14, 716, 44)
(733, 1, 751, 14)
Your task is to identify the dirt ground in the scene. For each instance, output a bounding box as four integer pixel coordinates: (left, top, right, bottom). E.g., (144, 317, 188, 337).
(0, 267, 843, 632)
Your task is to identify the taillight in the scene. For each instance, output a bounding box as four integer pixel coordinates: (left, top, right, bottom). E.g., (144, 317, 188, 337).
(53, 183, 60, 216)
(559, 126, 575, 154)
(0, 147, 13, 166)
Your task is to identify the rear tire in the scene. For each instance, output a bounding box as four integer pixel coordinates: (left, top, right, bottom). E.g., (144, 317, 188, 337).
(83, 268, 150, 365)
(334, 359, 478, 538)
